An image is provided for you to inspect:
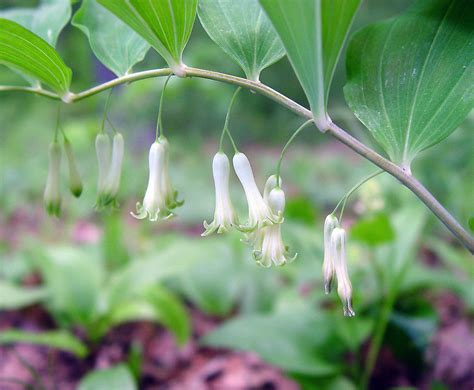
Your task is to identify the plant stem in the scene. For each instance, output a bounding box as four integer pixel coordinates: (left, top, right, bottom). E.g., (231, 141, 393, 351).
(1, 67, 472, 252)
(156, 75, 172, 140)
(332, 170, 384, 221)
(101, 88, 113, 132)
(276, 119, 314, 187)
(219, 87, 241, 152)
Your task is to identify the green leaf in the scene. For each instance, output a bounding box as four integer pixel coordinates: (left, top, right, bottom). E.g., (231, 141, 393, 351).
(34, 246, 104, 327)
(202, 311, 339, 376)
(107, 286, 190, 345)
(97, 0, 197, 73)
(78, 365, 136, 390)
(198, 0, 285, 81)
(145, 286, 190, 345)
(0, 330, 88, 358)
(0, 0, 71, 47)
(260, 0, 361, 127)
(468, 217, 474, 232)
(0, 19, 72, 96)
(344, 0, 474, 168)
(350, 213, 395, 246)
(72, 0, 150, 77)
(0, 281, 48, 310)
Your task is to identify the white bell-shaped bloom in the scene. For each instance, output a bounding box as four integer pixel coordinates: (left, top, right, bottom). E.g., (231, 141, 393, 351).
(44, 141, 62, 217)
(95, 133, 111, 205)
(64, 139, 83, 198)
(102, 133, 124, 206)
(253, 187, 296, 267)
(233, 153, 280, 232)
(131, 141, 172, 221)
(323, 214, 339, 294)
(202, 152, 238, 236)
(158, 136, 183, 210)
(242, 175, 281, 248)
(330, 227, 355, 317)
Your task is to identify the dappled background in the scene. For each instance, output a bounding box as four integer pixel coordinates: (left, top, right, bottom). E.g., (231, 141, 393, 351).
(1, 0, 473, 389)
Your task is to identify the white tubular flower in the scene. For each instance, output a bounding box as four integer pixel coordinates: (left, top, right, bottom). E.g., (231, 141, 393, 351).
(233, 152, 280, 232)
(253, 187, 296, 267)
(202, 152, 238, 236)
(95, 132, 111, 204)
(102, 133, 124, 206)
(158, 136, 183, 210)
(44, 141, 62, 217)
(330, 227, 355, 317)
(242, 175, 281, 248)
(64, 138, 83, 198)
(131, 142, 172, 221)
(323, 214, 339, 294)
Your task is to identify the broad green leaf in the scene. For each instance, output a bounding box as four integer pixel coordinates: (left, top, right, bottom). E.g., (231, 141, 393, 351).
(0, 19, 72, 96)
(0, 330, 88, 358)
(260, 0, 361, 127)
(202, 311, 339, 376)
(350, 213, 395, 246)
(34, 246, 104, 327)
(97, 0, 197, 73)
(72, 0, 150, 77)
(0, 0, 71, 47)
(198, 0, 285, 81)
(78, 365, 136, 390)
(0, 281, 48, 310)
(107, 286, 190, 345)
(344, 0, 474, 168)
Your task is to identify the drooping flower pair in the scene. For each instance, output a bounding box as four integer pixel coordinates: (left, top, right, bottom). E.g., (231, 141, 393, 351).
(323, 214, 355, 317)
(131, 136, 183, 221)
(203, 151, 295, 267)
(44, 134, 83, 217)
(95, 131, 124, 208)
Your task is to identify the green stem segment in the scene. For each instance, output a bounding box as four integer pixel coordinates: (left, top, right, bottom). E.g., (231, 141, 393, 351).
(156, 75, 172, 141)
(1, 67, 473, 252)
(100, 88, 113, 133)
(275, 120, 314, 187)
(332, 169, 384, 221)
(219, 87, 241, 153)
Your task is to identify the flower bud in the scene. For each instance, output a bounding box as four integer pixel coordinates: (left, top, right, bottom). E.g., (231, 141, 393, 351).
(330, 227, 355, 317)
(323, 214, 338, 294)
(263, 175, 281, 202)
(102, 132, 124, 206)
(44, 141, 62, 217)
(64, 139, 83, 197)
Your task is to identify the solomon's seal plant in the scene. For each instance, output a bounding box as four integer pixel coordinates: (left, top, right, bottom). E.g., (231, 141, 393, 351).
(1, 0, 473, 324)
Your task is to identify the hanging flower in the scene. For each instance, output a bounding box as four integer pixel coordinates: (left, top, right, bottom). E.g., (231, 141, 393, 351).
(95, 132, 111, 206)
(233, 153, 281, 232)
(330, 227, 355, 317)
(63, 138, 83, 198)
(253, 187, 296, 267)
(44, 141, 62, 217)
(323, 214, 339, 294)
(242, 174, 281, 248)
(202, 152, 238, 236)
(131, 141, 172, 221)
(158, 136, 183, 210)
(101, 132, 124, 206)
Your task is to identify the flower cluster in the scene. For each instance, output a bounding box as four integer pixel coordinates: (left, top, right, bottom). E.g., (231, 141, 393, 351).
(202, 151, 295, 267)
(323, 214, 355, 317)
(131, 136, 183, 221)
